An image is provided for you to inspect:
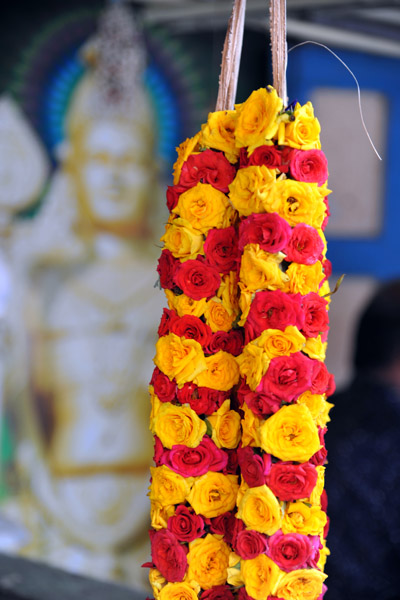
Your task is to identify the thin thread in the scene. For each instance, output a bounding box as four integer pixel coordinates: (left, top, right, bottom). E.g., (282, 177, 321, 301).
(288, 40, 382, 161)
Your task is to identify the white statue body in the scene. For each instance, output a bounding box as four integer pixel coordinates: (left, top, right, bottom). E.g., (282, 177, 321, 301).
(11, 70, 166, 587)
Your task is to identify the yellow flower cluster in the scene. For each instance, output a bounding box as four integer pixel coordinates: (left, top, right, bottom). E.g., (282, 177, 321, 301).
(148, 85, 333, 600)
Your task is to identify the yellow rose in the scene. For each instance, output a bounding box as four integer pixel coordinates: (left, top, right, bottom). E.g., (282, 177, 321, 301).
(195, 350, 239, 391)
(159, 582, 198, 600)
(241, 554, 282, 600)
(149, 465, 194, 507)
(216, 271, 240, 319)
(319, 279, 331, 305)
(237, 478, 249, 506)
(149, 385, 161, 431)
(150, 501, 175, 530)
(173, 182, 235, 235)
(204, 298, 235, 332)
(286, 261, 325, 296)
(186, 471, 239, 518)
(296, 390, 333, 427)
(240, 245, 288, 292)
(151, 402, 207, 449)
(229, 165, 276, 217)
(150, 568, 166, 600)
(317, 536, 330, 571)
(235, 87, 283, 150)
(282, 501, 327, 536)
(256, 325, 305, 359)
(187, 534, 230, 589)
(307, 465, 325, 507)
(237, 485, 282, 535)
(161, 218, 204, 261)
(207, 399, 241, 449)
(238, 282, 253, 326)
(283, 101, 321, 150)
(273, 568, 327, 600)
(172, 133, 201, 184)
(259, 404, 320, 462)
(154, 333, 206, 387)
(269, 179, 327, 228)
(303, 335, 327, 361)
(241, 403, 262, 447)
(237, 342, 270, 390)
(200, 110, 239, 164)
(165, 290, 207, 318)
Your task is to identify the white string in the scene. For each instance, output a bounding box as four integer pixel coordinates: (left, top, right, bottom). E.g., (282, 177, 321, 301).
(288, 40, 382, 161)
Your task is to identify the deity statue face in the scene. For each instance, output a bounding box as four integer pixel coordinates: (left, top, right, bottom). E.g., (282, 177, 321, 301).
(76, 118, 152, 224)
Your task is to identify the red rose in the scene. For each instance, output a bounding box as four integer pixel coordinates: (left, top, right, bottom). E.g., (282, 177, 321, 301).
(231, 517, 246, 549)
(178, 149, 236, 193)
(200, 586, 235, 600)
(223, 448, 239, 475)
(237, 446, 266, 487)
(310, 427, 327, 466)
(206, 511, 236, 545)
(301, 293, 329, 339)
(267, 531, 312, 572)
(150, 529, 187, 582)
(170, 314, 213, 347)
(245, 291, 304, 342)
(310, 359, 332, 394)
(177, 384, 228, 415)
(235, 529, 268, 559)
(285, 224, 324, 266)
(239, 383, 281, 417)
(239, 147, 250, 167)
(157, 249, 179, 290)
(153, 436, 165, 465)
(174, 258, 221, 300)
(266, 462, 318, 501)
(237, 588, 256, 600)
(151, 367, 177, 402)
(238, 213, 291, 254)
(203, 227, 238, 274)
(158, 308, 179, 337)
(289, 149, 328, 186)
(166, 184, 186, 212)
(322, 258, 332, 280)
(247, 145, 282, 170)
(307, 535, 323, 569)
(167, 505, 204, 542)
(206, 330, 243, 356)
(163, 436, 227, 477)
(259, 352, 313, 402)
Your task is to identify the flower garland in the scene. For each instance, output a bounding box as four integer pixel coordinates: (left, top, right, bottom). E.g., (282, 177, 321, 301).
(145, 86, 334, 600)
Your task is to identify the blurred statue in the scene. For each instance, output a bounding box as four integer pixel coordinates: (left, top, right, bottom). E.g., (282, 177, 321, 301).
(5, 3, 164, 589)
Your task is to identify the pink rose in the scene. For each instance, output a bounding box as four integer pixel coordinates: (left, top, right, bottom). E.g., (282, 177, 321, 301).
(310, 427, 327, 467)
(167, 505, 204, 542)
(235, 529, 268, 559)
(163, 436, 227, 477)
(267, 531, 312, 571)
(290, 149, 328, 186)
(310, 359, 332, 394)
(285, 224, 324, 266)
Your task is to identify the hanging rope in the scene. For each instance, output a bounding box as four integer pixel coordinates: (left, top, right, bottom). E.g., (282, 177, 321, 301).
(215, 0, 247, 111)
(270, 0, 287, 105)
